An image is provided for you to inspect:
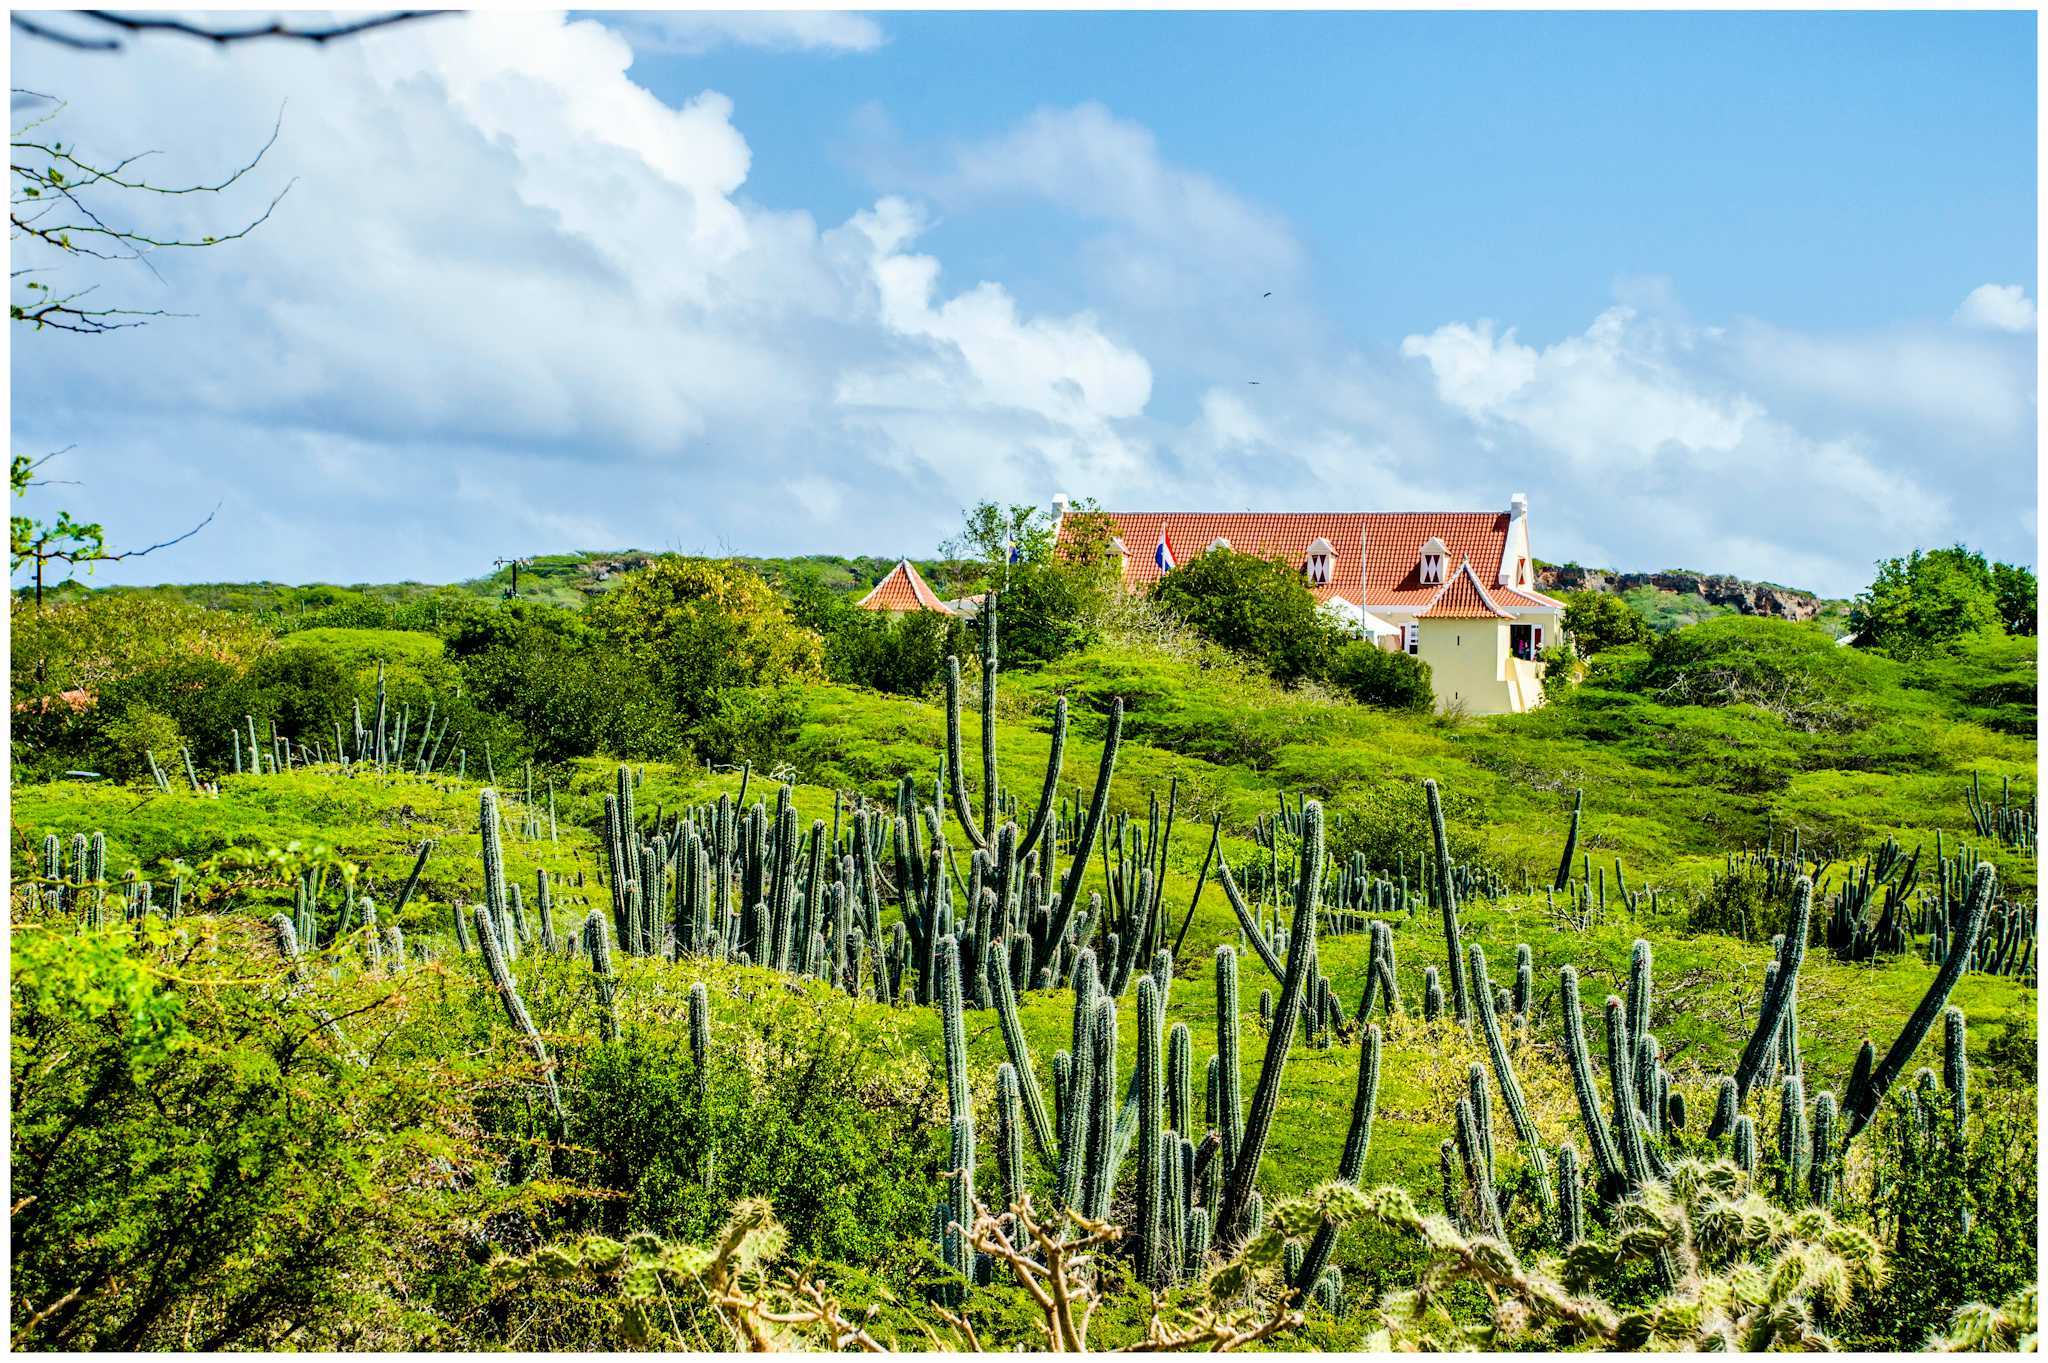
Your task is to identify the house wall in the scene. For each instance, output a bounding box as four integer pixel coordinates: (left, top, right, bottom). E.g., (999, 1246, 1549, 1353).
(1417, 618, 1515, 715)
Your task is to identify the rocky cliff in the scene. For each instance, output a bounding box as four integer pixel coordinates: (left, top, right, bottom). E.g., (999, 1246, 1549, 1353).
(1535, 564, 1823, 622)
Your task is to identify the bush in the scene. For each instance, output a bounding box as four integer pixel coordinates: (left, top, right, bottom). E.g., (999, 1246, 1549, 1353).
(825, 610, 965, 697)
(986, 560, 1106, 669)
(1561, 589, 1651, 657)
(588, 558, 823, 741)
(687, 685, 806, 768)
(1149, 549, 1340, 684)
(1328, 641, 1434, 713)
(1634, 617, 1868, 732)
(1836, 1083, 2039, 1349)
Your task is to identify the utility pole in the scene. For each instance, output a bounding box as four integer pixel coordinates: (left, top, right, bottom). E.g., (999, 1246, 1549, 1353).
(493, 556, 530, 599)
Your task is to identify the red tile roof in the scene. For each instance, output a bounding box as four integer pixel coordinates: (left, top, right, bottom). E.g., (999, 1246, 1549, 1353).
(856, 559, 954, 614)
(1494, 582, 1566, 610)
(1418, 560, 1516, 619)
(1061, 510, 1533, 607)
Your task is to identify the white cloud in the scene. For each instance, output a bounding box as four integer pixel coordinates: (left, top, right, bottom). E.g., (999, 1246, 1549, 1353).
(6, 19, 2032, 602)
(9, 13, 1147, 583)
(1402, 306, 1758, 470)
(600, 10, 885, 56)
(1955, 282, 2037, 333)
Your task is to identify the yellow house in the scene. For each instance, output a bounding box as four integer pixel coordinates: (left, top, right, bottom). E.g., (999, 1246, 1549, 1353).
(1057, 493, 1562, 715)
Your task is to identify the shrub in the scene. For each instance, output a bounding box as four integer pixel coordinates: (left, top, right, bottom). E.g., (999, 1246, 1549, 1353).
(1635, 617, 1868, 733)
(1150, 549, 1340, 684)
(687, 685, 806, 768)
(1328, 641, 1434, 713)
(1561, 589, 1651, 657)
(588, 557, 823, 737)
(987, 560, 1105, 669)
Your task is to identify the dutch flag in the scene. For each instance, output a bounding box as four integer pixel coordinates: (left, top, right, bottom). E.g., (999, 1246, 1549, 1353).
(1154, 525, 1179, 573)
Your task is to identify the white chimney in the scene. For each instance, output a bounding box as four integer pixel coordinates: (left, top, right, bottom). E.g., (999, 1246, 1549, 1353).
(1510, 491, 1528, 519)
(1050, 492, 1071, 522)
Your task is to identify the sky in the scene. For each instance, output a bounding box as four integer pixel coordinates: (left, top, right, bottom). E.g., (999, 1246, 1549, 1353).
(8, 9, 2038, 598)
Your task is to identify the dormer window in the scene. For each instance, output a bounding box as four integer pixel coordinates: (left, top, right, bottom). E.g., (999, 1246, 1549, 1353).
(1419, 537, 1447, 586)
(1208, 536, 1233, 553)
(1305, 536, 1334, 586)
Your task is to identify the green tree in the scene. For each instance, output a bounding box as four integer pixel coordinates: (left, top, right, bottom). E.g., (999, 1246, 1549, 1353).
(1328, 641, 1434, 712)
(1991, 560, 2037, 637)
(1149, 548, 1340, 684)
(587, 557, 823, 757)
(1561, 589, 1651, 658)
(1850, 547, 2004, 660)
(940, 500, 1057, 581)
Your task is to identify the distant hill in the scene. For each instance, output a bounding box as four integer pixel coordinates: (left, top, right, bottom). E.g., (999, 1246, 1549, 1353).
(21, 548, 1854, 635)
(1535, 562, 1854, 636)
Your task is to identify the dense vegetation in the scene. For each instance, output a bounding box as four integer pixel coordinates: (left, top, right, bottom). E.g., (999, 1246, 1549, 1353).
(8, 537, 2039, 1352)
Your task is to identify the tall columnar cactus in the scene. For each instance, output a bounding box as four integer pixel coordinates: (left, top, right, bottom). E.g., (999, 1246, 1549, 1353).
(1808, 1091, 1838, 1207)
(1776, 1074, 1808, 1200)
(1292, 1023, 1381, 1294)
(1454, 1093, 1508, 1242)
(1214, 945, 1245, 1191)
(1556, 1144, 1586, 1246)
(1706, 1075, 1739, 1140)
(393, 840, 433, 916)
(1082, 995, 1118, 1223)
(479, 788, 515, 961)
(1468, 944, 1553, 1210)
(1558, 966, 1626, 1200)
(473, 904, 565, 1139)
(1734, 876, 1812, 1102)
(1424, 780, 1471, 1027)
(1942, 1005, 1968, 1134)
(1167, 1022, 1193, 1138)
(990, 947, 1057, 1168)
(1733, 1114, 1758, 1174)
(995, 1062, 1027, 1216)
(1554, 788, 1583, 892)
(1135, 974, 1167, 1287)
(1844, 863, 1996, 1140)
(584, 911, 619, 1042)
(1036, 699, 1125, 966)
(934, 935, 976, 1282)
(1217, 800, 1322, 1242)
(1626, 939, 1654, 1108)
(1422, 967, 1444, 1022)
(1513, 943, 1533, 1019)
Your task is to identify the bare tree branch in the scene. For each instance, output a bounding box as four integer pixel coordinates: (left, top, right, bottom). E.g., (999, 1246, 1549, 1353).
(11, 11, 448, 52)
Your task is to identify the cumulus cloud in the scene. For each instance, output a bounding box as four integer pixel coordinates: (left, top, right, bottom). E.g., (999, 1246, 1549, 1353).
(1955, 282, 2037, 333)
(9, 13, 1149, 583)
(6, 16, 2033, 601)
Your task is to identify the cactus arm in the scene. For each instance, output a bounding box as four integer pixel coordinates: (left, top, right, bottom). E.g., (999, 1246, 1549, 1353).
(1013, 695, 1068, 861)
(1213, 852, 1286, 981)
(943, 657, 990, 852)
(1843, 863, 1996, 1140)
(1425, 780, 1471, 1027)
(1732, 877, 1813, 1102)
(1038, 699, 1123, 957)
(1216, 801, 1323, 1242)
(991, 947, 1059, 1169)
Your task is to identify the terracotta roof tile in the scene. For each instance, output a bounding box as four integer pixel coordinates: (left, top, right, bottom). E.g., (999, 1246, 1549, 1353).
(856, 560, 953, 614)
(1418, 560, 1516, 619)
(1494, 583, 1566, 610)
(1062, 510, 1517, 607)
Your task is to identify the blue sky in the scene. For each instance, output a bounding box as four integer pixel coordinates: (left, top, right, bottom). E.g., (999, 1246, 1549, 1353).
(9, 10, 2037, 596)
